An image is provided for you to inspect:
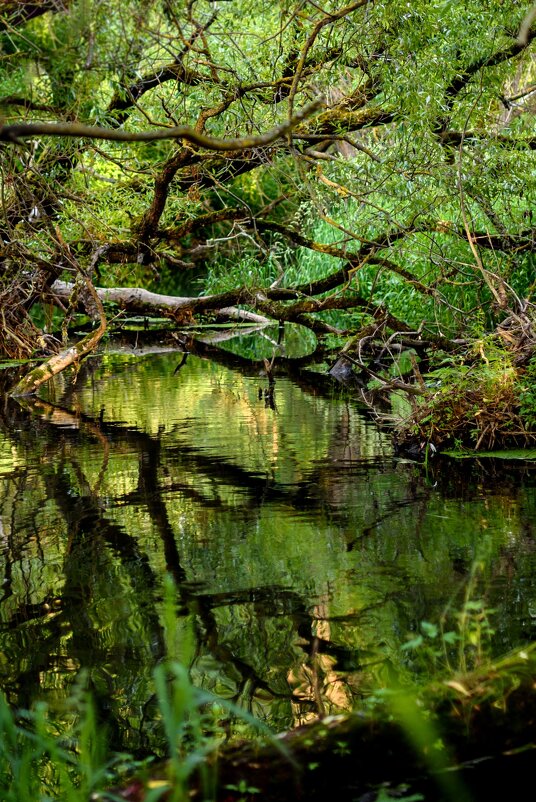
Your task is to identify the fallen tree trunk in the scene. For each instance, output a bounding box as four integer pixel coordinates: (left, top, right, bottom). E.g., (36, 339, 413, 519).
(117, 644, 536, 802)
(49, 280, 272, 325)
(10, 277, 107, 397)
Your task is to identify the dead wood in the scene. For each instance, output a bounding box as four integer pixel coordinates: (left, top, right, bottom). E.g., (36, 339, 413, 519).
(10, 277, 107, 396)
(49, 280, 272, 325)
(116, 645, 536, 802)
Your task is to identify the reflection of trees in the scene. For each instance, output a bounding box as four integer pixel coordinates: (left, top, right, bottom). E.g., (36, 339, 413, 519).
(290, 600, 354, 725)
(0, 390, 456, 734)
(2, 387, 415, 733)
(0, 397, 331, 745)
(0, 405, 165, 750)
(44, 460, 164, 752)
(2, 356, 536, 753)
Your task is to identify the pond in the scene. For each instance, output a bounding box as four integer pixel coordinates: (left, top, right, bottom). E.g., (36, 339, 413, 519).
(1, 349, 536, 755)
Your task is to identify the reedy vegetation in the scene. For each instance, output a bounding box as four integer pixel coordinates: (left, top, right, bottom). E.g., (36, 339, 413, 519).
(1, 0, 536, 437)
(0, 576, 277, 802)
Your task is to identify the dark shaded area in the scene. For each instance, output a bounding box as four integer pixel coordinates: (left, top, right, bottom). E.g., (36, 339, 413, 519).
(118, 649, 536, 802)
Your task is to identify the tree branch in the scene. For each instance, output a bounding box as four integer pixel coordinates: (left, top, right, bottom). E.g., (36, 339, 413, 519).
(0, 99, 323, 149)
(11, 275, 107, 397)
(0, 0, 70, 30)
(437, 18, 536, 134)
(107, 13, 218, 121)
(287, 0, 369, 119)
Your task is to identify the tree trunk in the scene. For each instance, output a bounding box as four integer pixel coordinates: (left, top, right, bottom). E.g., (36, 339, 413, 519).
(49, 280, 272, 325)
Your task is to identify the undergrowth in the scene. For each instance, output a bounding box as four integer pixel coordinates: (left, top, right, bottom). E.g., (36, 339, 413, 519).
(401, 553, 496, 680)
(396, 339, 536, 451)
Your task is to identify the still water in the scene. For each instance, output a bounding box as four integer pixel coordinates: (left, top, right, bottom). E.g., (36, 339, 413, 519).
(1, 350, 536, 752)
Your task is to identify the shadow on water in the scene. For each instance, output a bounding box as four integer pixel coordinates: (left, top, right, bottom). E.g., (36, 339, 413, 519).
(1, 349, 536, 756)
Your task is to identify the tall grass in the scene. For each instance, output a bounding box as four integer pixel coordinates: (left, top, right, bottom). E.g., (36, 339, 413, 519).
(0, 686, 117, 802)
(0, 575, 288, 802)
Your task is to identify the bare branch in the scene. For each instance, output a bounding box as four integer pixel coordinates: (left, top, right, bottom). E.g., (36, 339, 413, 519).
(518, 4, 536, 45)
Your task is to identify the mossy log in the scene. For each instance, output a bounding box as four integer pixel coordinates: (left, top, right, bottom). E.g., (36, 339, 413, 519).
(117, 645, 536, 802)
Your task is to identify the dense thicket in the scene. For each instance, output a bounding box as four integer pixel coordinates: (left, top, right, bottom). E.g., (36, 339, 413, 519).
(1, 1, 536, 442)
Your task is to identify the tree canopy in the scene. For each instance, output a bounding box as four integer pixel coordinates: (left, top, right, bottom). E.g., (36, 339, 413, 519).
(1, 0, 536, 437)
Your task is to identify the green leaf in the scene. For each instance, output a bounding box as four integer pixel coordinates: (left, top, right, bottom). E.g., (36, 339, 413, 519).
(401, 635, 424, 651)
(442, 449, 536, 460)
(421, 621, 438, 639)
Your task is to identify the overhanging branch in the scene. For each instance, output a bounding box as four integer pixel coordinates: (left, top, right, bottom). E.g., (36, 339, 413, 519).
(0, 99, 323, 149)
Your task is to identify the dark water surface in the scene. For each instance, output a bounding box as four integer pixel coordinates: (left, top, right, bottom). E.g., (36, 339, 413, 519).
(1, 351, 536, 752)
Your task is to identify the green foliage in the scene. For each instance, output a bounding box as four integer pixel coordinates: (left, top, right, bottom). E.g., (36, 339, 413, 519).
(443, 448, 536, 459)
(402, 600, 496, 677)
(204, 253, 278, 295)
(2, 0, 535, 351)
(402, 555, 496, 680)
(224, 779, 261, 802)
(518, 355, 536, 430)
(398, 340, 526, 448)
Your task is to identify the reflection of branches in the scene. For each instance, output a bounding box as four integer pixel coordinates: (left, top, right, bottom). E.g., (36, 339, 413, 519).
(7, 398, 322, 706)
(346, 491, 432, 551)
(0, 420, 166, 724)
(23, 397, 111, 495)
(135, 436, 187, 584)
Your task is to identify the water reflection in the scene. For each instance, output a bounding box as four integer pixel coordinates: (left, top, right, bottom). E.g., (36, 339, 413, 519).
(0, 352, 536, 751)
